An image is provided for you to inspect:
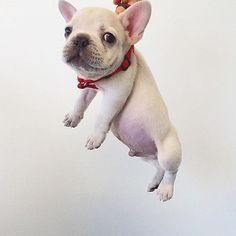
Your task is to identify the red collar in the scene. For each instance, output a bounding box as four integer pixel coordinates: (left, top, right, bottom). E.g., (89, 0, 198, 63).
(77, 45, 134, 90)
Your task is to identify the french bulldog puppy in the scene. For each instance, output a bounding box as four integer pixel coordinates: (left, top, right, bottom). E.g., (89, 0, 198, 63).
(59, 0, 182, 201)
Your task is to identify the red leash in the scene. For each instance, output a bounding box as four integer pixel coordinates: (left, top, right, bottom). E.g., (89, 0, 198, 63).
(77, 45, 134, 90)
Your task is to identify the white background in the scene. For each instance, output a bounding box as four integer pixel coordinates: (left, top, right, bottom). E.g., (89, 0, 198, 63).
(0, 0, 236, 235)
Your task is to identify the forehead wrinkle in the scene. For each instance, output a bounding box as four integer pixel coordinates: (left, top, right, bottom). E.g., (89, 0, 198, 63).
(100, 24, 105, 32)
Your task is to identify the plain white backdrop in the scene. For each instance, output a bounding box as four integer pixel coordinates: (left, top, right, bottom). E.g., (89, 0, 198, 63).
(0, 0, 236, 235)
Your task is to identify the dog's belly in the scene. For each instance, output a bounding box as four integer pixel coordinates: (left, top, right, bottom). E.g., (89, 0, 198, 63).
(111, 114, 157, 156)
(110, 51, 170, 157)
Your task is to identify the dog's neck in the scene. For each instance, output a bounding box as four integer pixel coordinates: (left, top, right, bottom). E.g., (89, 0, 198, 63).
(77, 46, 135, 90)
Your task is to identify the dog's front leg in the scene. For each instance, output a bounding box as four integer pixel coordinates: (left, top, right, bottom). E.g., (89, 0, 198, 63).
(86, 78, 134, 150)
(63, 89, 97, 128)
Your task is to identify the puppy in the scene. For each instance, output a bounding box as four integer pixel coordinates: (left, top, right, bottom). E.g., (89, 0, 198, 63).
(58, 0, 182, 201)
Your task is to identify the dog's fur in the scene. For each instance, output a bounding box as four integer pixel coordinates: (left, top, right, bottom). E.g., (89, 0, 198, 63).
(59, 0, 182, 201)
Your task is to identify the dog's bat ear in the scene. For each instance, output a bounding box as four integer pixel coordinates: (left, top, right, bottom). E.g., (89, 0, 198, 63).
(119, 1, 151, 44)
(58, 0, 77, 22)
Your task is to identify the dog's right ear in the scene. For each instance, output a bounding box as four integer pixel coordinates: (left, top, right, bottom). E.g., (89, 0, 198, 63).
(58, 0, 77, 22)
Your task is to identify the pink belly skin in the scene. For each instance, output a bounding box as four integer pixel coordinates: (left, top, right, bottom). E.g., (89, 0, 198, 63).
(111, 115, 157, 157)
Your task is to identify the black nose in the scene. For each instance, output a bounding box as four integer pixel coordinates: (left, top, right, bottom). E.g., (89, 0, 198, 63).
(74, 36, 89, 49)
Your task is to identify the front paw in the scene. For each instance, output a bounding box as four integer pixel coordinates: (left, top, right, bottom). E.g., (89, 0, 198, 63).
(63, 113, 83, 128)
(86, 132, 106, 150)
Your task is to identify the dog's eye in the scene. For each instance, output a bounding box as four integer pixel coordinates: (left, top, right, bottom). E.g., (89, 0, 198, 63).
(103, 32, 116, 44)
(65, 27, 72, 38)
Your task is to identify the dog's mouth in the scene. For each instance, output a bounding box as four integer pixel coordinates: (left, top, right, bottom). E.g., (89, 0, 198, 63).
(63, 48, 79, 63)
(63, 49, 113, 74)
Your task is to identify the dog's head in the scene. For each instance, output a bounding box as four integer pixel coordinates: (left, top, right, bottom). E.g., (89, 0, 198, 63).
(58, 0, 151, 79)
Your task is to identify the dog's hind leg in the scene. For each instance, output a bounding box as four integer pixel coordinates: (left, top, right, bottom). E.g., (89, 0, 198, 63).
(154, 126, 182, 202)
(141, 156, 165, 193)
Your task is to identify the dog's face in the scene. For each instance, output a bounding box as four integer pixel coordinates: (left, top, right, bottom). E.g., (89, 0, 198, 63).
(59, 0, 151, 79)
(61, 8, 127, 79)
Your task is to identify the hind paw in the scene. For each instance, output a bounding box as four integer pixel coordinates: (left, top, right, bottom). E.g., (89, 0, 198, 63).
(156, 184, 174, 202)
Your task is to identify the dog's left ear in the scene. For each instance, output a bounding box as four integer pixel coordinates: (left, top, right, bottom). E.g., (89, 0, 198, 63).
(119, 1, 151, 44)
(58, 0, 77, 22)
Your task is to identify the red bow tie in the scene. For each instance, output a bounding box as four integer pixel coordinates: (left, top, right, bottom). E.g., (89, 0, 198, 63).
(77, 45, 134, 90)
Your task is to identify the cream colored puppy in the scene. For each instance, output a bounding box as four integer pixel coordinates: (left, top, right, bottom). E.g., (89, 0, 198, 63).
(59, 0, 182, 201)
